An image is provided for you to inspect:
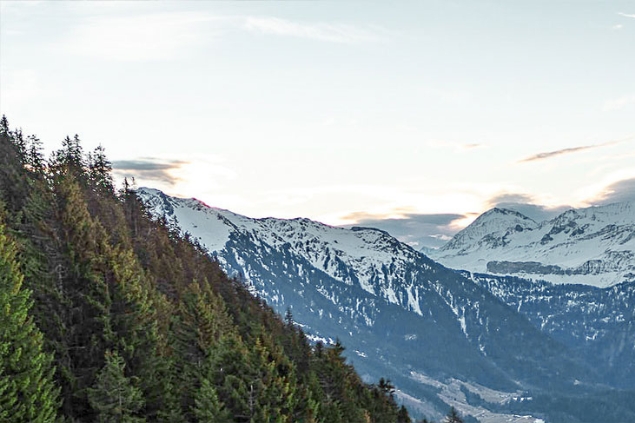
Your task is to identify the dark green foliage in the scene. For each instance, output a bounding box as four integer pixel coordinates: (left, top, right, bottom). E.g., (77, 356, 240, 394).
(0, 115, 410, 422)
(192, 378, 232, 422)
(397, 405, 411, 423)
(0, 218, 60, 422)
(88, 144, 114, 195)
(88, 350, 145, 423)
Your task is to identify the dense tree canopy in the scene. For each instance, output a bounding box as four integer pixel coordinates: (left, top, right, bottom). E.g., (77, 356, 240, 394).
(0, 116, 412, 422)
(0, 219, 60, 423)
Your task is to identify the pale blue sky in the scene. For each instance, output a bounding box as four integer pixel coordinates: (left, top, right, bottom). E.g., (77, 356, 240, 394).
(2, 1, 634, 247)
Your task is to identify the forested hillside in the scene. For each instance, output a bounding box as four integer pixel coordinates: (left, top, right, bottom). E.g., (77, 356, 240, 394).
(0, 116, 411, 423)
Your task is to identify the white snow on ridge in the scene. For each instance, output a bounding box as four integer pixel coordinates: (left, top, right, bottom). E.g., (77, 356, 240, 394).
(138, 187, 635, 289)
(429, 202, 635, 288)
(138, 187, 233, 252)
(136, 188, 429, 312)
(409, 372, 542, 423)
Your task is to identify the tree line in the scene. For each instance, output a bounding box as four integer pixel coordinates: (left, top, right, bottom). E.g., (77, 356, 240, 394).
(0, 115, 416, 422)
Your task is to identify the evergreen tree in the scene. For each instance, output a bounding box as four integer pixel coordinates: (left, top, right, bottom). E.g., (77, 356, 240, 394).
(105, 245, 174, 420)
(26, 134, 45, 172)
(0, 118, 32, 216)
(0, 117, 415, 423)
(248, 336, 298, 422)
(47, 171, 125, 418)
(0, 219, 60, 422)
(206, 332, 253, 421)
(173, 280, 235, 419)
(284, 306, 294, 327)
(397, 405, 411, 423)
(88, 144, 114, 195)
(0, 115, 9, 135)
(444, 406, 464, 423)
(12, 127, 26, 156)
(59, 134, 84, 170)
(88, 350, 145, 423)
(193, 377, 232, 423)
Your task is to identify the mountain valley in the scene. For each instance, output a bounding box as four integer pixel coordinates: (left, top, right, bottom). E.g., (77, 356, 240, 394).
(138, 187, 635, 423)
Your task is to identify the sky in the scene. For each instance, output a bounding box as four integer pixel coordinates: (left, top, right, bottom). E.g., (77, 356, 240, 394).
(1, 1, 634, 248)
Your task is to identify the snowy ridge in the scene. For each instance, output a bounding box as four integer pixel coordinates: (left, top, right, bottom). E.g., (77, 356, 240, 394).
(137, 187, 431, 314)
(136, 187, 635, 423)
(430, 202, 635, 287)
(442, 208, 538, 251)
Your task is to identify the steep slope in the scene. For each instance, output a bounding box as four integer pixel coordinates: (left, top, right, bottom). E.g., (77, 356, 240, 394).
(430, 203, 635, 287)
(0, 120, 415, 423)
(463, 272, 635, 389)
(441, 208, 539, 252)
(138, 187, 635, 423)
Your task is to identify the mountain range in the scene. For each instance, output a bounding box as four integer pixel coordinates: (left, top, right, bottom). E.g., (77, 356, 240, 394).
(429, 203, 635, 287)
(137, 187, 635, 423)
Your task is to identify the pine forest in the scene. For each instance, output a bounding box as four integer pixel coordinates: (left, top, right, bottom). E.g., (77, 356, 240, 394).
(0, 116, 414, 423)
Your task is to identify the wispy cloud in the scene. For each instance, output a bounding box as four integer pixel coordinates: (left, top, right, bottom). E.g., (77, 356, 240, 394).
(590, 178, 635, 205)
(62, 12, 218, 61)
(425, 139, 485, 152)
(485, 192, 570, 222)
(340, 211, 467, 249)
(59, 11, 387, 61)
(612, 24, 623, 30)
(603, 94, 635, 111)
(518, 137, 632, 163)
(518, 145, 598, 163)
(486, 192, 537, 207)
(112, 158, 188, 186)
(618, 12, 635, 18)
(242, 17, 386, 44)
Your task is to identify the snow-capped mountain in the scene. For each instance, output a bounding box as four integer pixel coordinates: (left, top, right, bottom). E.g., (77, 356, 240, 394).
(429, 203, 635, 287)
(140, 187, 434, 313)
(137, 188, 635, 423)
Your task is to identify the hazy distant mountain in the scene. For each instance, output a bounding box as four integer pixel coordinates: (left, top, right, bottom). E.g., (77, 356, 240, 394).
(429, 203, 635, 287)
(463, 272, 635, 389)
(137, 187, 635, 423)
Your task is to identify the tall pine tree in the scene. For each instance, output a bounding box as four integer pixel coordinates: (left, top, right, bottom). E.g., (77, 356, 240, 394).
(0, 218, 60, 422)
(0, 116, 414, 423)
(88, 350, 145, 423)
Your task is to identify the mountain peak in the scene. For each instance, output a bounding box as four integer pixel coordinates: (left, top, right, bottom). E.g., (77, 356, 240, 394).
(432, 201, 635, 287)
(134, 187, 635, 422)
(440, 207, 537, 253)
(350, 226, 391, 236)
(480, 207, 535, 221)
